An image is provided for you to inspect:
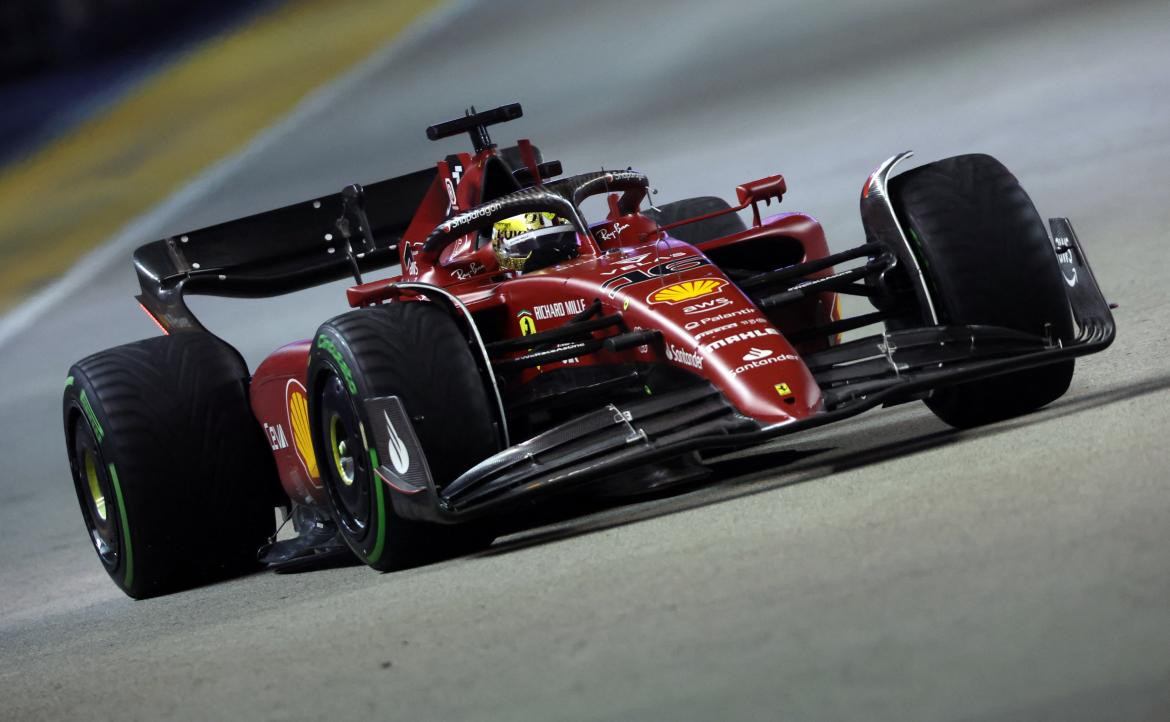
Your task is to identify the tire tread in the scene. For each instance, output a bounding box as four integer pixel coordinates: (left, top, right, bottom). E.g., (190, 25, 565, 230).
(889, 154, 1075, 428)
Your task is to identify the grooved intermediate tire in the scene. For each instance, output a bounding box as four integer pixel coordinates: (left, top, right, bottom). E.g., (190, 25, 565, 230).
(308, 302, 497, 571)
(62, 333, 278, 599)
(645, 196, 747, 245)
(890, 153, 1075, 428)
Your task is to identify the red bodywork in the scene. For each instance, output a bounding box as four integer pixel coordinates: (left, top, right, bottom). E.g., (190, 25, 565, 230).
(249, 142, 839, 504)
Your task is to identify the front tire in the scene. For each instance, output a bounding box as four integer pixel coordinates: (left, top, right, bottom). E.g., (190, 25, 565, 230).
(307, 302, 498, 571)
(889, 153, 1075, 428)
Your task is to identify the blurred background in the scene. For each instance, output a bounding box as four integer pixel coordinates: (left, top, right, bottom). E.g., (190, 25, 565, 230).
(2, 1, 1168, 719)
(0, 0, 433, 313)
(0, 0, 271, 165)
(1, 0, 258, 76)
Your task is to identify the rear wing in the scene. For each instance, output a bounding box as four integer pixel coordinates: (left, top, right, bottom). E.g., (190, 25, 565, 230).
(134, 167, 436, 333)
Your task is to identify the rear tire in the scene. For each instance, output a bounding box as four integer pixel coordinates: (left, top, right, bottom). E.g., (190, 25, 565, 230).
(62, 333, 277, 599)
(645, 196, 747, 245)
(308, 302, 498, 571)
(889, 153, 1075, 428)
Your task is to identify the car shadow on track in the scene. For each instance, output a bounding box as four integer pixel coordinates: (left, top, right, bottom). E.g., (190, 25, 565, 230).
(477, 372, 1170, 559)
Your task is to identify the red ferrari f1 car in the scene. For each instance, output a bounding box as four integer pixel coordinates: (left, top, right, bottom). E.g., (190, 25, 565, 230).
(62, 103, 1114, 597)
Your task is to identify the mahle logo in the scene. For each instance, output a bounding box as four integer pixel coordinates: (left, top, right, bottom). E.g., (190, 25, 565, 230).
(704, 327, 780, 352)
(647, 278, 727, 305)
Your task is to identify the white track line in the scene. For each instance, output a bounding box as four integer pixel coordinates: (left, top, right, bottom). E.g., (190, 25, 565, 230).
(0, 0, 474, 350)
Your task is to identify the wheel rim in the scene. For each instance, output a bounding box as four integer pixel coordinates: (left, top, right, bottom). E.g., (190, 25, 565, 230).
(329, 413, 356, 486)
(72, 418, 119, 569)
(318, 373, 371, 538)
(84, 449, 107, 521)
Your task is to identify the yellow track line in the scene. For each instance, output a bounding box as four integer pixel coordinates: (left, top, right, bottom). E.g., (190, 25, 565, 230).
(0, 0, 437, 311)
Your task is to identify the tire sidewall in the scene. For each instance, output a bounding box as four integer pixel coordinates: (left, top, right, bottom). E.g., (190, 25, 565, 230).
(307, 327, 393, 567)
(305, 304, 500, 570)
(63, 378, 135, 592)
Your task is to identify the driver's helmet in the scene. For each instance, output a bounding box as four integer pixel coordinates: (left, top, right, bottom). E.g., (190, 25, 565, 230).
(491, 212, 578, 273)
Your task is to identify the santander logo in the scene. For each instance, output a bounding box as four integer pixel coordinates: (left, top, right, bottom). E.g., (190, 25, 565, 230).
(665, 343, 704, 370)
(742, 347, 772, 361)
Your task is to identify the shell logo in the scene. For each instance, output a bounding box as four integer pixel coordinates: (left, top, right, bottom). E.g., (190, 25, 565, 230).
(286, 379, 318, 479)
(647, 278, 727, 305)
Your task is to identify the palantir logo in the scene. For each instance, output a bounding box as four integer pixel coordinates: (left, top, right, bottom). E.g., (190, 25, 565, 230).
(383, 410, 410, 475)
(742, 347, 772, 361)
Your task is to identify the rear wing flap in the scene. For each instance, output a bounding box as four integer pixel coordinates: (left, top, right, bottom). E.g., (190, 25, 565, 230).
(134, 167, 436, 333)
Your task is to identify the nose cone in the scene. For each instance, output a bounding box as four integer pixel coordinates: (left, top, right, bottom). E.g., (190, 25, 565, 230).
(628, 280, 822, 425)
(683, 323, 821, 424)
(558, 239, 823, 425)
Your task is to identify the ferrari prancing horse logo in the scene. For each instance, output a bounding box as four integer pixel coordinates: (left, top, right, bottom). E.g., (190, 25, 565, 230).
(517, 309, 537, 336)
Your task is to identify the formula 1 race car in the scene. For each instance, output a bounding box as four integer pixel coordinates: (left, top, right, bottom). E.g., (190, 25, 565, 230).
(62, 103, 1114, 598)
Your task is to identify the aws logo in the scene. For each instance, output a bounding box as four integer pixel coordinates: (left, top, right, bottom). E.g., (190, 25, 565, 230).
(647, 278, 727, 305)
(683, 297, 734, 315)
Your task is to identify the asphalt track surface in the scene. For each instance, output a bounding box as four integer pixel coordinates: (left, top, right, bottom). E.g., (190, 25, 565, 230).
(2, 0, 1169, 719)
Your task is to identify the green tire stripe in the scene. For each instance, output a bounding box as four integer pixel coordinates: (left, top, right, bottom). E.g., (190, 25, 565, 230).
(79, 389, 104, 442)
(107, 463, 134, 589)
(65, 375, 74, 387)
(367, 448, 386, 564)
